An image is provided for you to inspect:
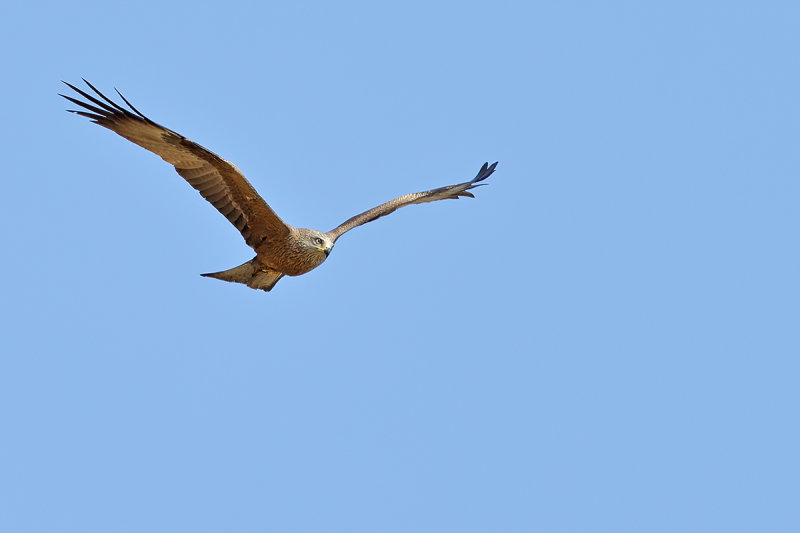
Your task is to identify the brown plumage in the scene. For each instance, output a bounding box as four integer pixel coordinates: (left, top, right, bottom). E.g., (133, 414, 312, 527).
(61, 79, 497, 291)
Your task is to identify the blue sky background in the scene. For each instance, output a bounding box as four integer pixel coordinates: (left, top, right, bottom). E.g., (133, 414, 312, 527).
(1, 1, 798, 531)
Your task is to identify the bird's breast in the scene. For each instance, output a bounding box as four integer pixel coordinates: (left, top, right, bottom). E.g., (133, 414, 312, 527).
(256, 239, 326, 277)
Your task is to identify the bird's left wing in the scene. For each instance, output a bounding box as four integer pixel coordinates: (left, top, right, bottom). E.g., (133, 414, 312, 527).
(60, 79, 291, 249)
(326, 162, 497, 241)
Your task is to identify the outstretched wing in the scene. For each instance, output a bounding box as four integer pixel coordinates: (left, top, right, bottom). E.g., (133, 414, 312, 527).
(326, 162, 497, 241)
(60, 79, 291, 249)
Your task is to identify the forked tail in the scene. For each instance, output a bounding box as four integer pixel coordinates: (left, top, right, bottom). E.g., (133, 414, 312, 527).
(201, 258, 285, 292)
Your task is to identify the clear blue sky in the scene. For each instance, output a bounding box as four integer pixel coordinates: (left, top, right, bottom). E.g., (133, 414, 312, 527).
(1, 1, 798, 531)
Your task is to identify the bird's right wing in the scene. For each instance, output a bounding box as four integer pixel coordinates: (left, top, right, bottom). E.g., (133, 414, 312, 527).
(326, 162, 497, 241)
(61, 79, 291, 249)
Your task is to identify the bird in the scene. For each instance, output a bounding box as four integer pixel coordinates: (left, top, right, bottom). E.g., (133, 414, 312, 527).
(61, 79, 498, 292)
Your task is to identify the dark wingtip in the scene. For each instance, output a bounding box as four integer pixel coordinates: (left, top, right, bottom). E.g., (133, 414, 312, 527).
(472, 161, 498, 183)
(61, 78, 156, 126)
(114, 87, 149, 121)
(61, 80, 83, 94)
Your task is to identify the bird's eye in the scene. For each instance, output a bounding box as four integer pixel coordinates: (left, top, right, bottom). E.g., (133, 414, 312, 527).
(314, 237, 323, 246)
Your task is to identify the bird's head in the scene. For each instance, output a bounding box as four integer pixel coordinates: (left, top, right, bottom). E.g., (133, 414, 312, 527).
(302, 229, 334, 258)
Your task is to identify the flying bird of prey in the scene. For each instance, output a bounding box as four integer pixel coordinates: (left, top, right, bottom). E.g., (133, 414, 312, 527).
(61, 79, 497, 292)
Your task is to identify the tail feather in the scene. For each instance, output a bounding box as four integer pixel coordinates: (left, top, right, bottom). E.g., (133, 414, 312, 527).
(201, 258, 285, 292)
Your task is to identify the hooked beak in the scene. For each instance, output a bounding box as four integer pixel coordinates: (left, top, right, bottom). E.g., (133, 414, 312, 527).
(316, 243, 332, 257)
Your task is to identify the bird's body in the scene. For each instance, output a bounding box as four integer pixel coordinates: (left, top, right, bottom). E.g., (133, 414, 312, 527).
(61, 79, 497, 291)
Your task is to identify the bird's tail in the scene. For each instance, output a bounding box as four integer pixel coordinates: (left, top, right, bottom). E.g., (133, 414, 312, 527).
(201, 258, 284, 292)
